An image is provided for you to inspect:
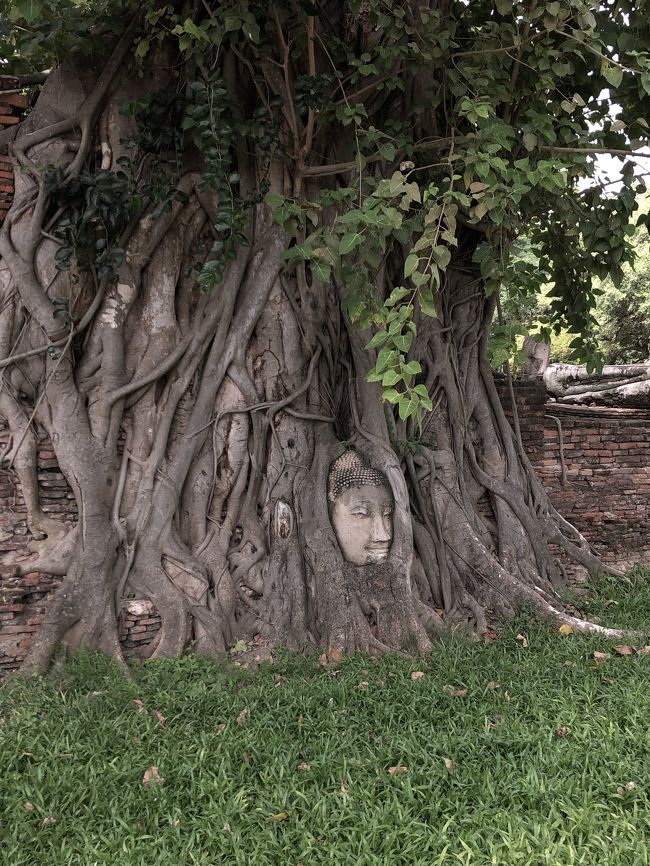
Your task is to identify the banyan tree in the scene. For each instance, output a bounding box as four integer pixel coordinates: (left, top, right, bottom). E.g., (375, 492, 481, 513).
(1, 0, 649, 674)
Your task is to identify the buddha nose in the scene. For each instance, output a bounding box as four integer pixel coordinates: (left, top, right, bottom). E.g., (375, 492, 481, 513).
(371, 512, 392, 543)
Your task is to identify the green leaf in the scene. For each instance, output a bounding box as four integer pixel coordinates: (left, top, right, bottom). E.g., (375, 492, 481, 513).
(385, 287, 409, 307)
(398, 396, 419, 420)
(420, 290, 437, 318)
(135, 40, 150, 59)
(402, 360, 422, 375)
(379, 142, 396, 161)
(366, 331, 389, 350)
(382, 387, 402, 404)
(376, 349, 398, 372)
(474, 201, 488, 220)
(602, 62, 623, 89)
(311, 260, 331, 282)
(382, 369, 402, 387)
(340, 232, 364, 255)
(404, 254, 419, 278)
(393, 332, 413, 352)
(432, 246, 451, 269)
(522, 133, 538, 151)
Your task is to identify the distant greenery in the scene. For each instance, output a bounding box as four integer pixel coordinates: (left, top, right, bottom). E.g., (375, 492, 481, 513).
(2, 568, 650, 866)
(495, 202, 650, 370)
(596, 245, 650, 365)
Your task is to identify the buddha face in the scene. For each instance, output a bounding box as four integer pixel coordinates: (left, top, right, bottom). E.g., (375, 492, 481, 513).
(330, 484, 394, 566)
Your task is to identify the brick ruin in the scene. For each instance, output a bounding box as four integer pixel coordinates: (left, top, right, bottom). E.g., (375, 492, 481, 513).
(504, 382, 650, 571)
(0, 88, 28, 222)
(1, 381, 648, 672)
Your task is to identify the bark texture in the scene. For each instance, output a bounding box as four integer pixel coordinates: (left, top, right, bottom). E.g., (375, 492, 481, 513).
(545, 363, 650, 408)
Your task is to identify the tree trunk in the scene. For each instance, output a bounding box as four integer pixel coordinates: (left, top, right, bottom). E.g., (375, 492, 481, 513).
(0, 27, 624, 676)
(545, 363, 650, 407)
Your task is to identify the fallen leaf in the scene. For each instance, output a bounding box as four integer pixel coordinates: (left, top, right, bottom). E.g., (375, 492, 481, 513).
(327, 647, 344, 664)
(443, 757, 456, 773)
(131, 699, 146, 714)
(236, 707, 248, 726)
(273, 811, 289, 821)
(516, 633, 529, 648)
(558, 624, 574, 636)
(90, 690, 109, 697)
(616, 786, 625, 795)
(318, 653, 328, 668)
(41, 816, 56, 827)
(153, 710, 166, 729)
(142, 766, 165, 788)
(411, 671, 425, 681)
(388, 765, 408, 775)
(593, 651, 610, 662)
(482, 630, 498, 644)
(556, 725, 569, 737)
(23, 802, 35, 812)
(626, 781, 637, 790)
(637, 645, 650, 655)
(214, 723, 226, 736)
(444, 685, 468, 698)
(504, 690, 511, 702)
(487, 680, 500, 689)
(564, 660, 576, 667)
(297, 762, 310, 771)
(614, 644, 634, 656)
(357, 681, 369, 690)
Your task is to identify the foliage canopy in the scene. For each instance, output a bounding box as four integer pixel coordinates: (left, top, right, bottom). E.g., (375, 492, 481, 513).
(3, 0, 650, 397)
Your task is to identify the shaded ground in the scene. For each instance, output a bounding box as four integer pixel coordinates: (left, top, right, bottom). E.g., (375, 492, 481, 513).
(1, 569, 650, 866)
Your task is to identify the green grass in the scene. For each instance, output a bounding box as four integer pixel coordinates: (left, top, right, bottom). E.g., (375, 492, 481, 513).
(2, 569, 650, 866)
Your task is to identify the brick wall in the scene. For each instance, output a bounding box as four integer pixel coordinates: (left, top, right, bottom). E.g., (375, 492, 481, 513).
(498, 379, 650, 570)
(536, 404, 650, 569)
(0, 90, 28, 223)
(0, 427, 163, 671)
(0, 431, 75, 673)
(0, 430, 163, 670)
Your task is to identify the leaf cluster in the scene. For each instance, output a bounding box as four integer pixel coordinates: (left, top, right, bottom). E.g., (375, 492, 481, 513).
(6, 0, 650, 404)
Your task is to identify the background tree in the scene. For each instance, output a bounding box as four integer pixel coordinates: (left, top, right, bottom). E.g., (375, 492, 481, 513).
(1, 0, 649, 675)
(597, 216, 650, 364)
(497, 203, 650, 368)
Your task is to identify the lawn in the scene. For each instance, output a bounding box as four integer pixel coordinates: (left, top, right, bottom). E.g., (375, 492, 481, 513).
(2, 569, 650, 866)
